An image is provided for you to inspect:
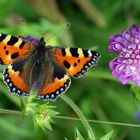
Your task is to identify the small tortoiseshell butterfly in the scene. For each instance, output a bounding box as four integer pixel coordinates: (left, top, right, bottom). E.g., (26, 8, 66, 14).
(0, 33, 100, 101)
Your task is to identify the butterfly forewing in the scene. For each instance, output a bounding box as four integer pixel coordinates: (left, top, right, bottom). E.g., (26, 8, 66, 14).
(0, 33, 31, 64)
(53, 47, 100, 77)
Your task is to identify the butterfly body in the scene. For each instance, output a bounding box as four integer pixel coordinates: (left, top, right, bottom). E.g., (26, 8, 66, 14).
(26, 37, 50, 90)
(0, 33, 100, 101)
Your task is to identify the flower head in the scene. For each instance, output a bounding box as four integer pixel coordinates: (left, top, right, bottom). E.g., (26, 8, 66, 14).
(109, 24, 140, 85)
(33, 104, 59, 130)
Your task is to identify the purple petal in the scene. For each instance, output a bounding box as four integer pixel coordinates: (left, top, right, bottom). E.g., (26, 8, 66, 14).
(130, 24, 140, 34)
(112, 70, 120, 77)
(109, 42, 123, 52)
(109, 58, 119, 69)
(119, 74, 129, 84)
(109, 34, 117, 41)
(115, 64, 126, 71)
(18, 35, 25, 40)
(114, 35, 124, 43)
(122, 29, 131, 41)
(19, 35, 39, 45)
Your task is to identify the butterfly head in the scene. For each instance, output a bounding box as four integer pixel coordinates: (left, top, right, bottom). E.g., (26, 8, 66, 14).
(31, 37, 47, 63)
(37, 37, 46, 48)
(33, 37, 46, 55)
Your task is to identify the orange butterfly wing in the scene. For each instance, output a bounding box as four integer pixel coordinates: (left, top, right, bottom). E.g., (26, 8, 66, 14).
(3, 59, 30, 96)
(53, 48, 100, 77)
(38, 64, 71, 101)
(0, 33, 30, 64)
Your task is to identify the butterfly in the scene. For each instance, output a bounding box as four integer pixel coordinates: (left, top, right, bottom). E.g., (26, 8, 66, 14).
(0, 33, 100, 101)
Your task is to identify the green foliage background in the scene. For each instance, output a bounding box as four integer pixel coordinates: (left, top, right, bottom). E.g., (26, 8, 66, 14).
(0, 0, 140, 140)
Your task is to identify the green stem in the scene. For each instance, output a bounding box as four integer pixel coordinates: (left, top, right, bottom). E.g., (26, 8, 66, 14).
(60, 94, 96, 140)
(54, 115, 140, 128)
(1, 108, 140, 128)
(0, 108, 22, 115)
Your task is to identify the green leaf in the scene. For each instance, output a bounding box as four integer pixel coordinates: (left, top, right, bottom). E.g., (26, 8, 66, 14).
(75, 128, 85, 140)
(24, 90, 38, 115)
(88, 130, 94, 140)
(61, 94, 96, 140)
(100, 130, 113, 140)
(131, 85, 140, 101)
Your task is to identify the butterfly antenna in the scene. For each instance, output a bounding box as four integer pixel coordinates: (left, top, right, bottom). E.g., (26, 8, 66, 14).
(46, 22, 71, 42)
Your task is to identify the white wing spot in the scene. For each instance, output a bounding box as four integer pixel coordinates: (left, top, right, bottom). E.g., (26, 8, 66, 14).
(51, 94, 54, 98)
(56, 91, 59, 95)
(6, 79, 10, 82)
(9, 83, 12, 87)
(12, 87, 16, 91)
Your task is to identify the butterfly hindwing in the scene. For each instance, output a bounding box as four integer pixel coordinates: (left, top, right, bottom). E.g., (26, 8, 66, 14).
(53, 47, 100, 77)
(0, 33, 31, 64)
(3, 58, 30, 95)
(38, 64, 71, 101)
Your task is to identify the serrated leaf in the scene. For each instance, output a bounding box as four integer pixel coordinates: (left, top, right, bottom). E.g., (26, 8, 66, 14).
(100, 130, 113, 140)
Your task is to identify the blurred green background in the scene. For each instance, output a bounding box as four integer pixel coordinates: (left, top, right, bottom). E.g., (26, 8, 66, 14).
(0, 0, 140, 140)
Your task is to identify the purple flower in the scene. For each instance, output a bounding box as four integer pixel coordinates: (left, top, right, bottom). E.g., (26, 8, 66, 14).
(136, 112, 140, 121)
(109, 25, 140, 86)
(19, 35, 39, 45)
(109, 24, 140, 85)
